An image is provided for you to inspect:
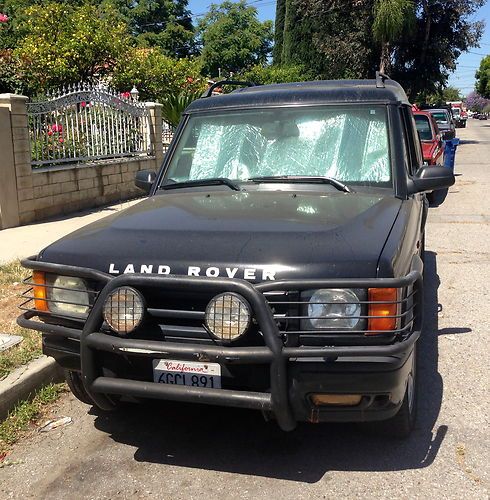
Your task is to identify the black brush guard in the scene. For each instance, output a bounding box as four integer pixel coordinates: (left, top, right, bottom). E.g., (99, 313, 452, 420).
(18, 257, 423, 431)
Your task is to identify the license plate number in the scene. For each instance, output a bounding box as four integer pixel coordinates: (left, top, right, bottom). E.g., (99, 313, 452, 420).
(153, 359, 221, 389)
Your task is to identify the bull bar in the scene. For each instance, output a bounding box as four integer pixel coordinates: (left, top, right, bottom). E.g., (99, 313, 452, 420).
(18, 256, 423, 431)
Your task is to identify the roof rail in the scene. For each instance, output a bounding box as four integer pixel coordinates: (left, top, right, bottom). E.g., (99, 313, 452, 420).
(201, 80, 257, 98)
(375, 71, 390, 88)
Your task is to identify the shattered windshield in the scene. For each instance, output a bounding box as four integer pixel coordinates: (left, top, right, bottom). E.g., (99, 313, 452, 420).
(163, 106, 392, 187)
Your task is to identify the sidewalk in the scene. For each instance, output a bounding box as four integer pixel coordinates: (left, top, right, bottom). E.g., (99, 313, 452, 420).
(0, 198, 142, 263)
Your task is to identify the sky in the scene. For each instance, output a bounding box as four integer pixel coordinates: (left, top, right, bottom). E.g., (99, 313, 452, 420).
(188, 0, 490, 97)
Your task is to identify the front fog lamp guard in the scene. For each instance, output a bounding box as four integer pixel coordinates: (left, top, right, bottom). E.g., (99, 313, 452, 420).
(205, 292, 251, 341)
(103, 286, 145, 335)
(31, 272, 90, 316)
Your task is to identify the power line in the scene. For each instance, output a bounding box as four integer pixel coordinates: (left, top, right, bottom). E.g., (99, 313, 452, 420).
(467, 50, 489, 56)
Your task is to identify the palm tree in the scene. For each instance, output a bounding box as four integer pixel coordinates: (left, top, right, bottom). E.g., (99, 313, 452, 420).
(373, 0, 415, 73)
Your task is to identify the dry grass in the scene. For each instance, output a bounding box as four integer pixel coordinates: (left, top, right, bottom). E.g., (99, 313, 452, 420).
(0, 383, 67, 457)
(0, 261, 41, 379)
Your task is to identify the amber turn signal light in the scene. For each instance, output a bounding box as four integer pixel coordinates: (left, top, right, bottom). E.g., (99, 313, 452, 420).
(366, 287, 399, 334)
(310, 394, 362, 406)
(32, 271, 49, 312)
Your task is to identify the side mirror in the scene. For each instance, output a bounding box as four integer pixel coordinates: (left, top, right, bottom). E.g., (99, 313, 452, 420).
(135, 170, 156, 194)
(408, 165, 455, 195)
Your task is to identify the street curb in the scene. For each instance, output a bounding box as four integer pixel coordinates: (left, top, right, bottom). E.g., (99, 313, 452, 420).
(0, 356, 63, 420)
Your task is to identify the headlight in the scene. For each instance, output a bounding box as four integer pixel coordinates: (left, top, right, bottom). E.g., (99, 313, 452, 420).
(305, 289, 361, 329)
(103, 286, 145, 335)
(205, 293, 251, 341)
(47, 275, 90, 317)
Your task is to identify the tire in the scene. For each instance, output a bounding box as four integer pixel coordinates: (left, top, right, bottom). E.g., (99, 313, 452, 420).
(420, 231, 426, 266)
(360, 346, 418, 439)
(64, 369, 122, 410)
(380, 345, 418, 438)
(63, 369, 94, 405)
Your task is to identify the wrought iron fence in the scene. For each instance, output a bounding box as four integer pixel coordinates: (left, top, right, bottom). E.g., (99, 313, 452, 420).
(162, 121, 174, 154)
(27, 83, 152, 167)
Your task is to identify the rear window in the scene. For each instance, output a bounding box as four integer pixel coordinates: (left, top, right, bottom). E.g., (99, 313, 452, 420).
(430, 112, 448, 124)
(414, 115, 433, 141)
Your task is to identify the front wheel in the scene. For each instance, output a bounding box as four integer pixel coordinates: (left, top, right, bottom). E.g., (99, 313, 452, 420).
(380, 346, 418, 438)
(361, 345, 418, 439)
(64, 369, 121, 410)
(63, 369, 94, 405)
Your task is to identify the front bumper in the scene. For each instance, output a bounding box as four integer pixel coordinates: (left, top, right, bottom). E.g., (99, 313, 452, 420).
(18, 258, 423, 431)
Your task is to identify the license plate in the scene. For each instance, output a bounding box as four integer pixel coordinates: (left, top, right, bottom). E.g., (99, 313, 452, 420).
(152, 359, 221, 389)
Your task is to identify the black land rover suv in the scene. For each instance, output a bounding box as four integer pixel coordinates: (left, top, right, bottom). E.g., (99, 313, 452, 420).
(19, 76, 454, 437)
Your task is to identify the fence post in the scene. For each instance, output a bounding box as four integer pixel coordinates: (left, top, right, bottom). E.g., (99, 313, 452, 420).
(145, 102, 164, 171)
(0, 94, 34, 229)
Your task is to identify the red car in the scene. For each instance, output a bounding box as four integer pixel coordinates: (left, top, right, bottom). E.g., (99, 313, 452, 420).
(413, 111, 444, 166)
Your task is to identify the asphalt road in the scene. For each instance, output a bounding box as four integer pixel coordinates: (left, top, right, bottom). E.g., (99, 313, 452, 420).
(1, 119, 489, 499)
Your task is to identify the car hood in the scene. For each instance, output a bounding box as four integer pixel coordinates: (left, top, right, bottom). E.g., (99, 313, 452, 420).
(39, 190, 402, 282)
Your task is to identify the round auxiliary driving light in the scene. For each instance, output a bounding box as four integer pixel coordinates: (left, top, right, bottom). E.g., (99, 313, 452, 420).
(205, 293, 251, 341)
(103, 286, 145, 335)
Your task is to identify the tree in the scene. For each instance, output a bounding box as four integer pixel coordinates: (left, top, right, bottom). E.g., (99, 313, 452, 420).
(198, 0, 273, 76)
(275, 0, 485, 99)
(10, 2, 130, 95)
(111, 47, 205, 102)
(442, 86, 463, 102)
(101, 0, 196, 57)
(465, 91, 489, 112)
(238, 63, 315, 84)
(475, 55, 490, 98)
(276, 0, 379, 79)
(391, 0, 485, 100)
(372, 0, 415, 73)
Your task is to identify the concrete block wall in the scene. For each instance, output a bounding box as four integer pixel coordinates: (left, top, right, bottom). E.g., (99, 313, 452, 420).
(0, 94, 164, 229)
(28, 158, 156, 221)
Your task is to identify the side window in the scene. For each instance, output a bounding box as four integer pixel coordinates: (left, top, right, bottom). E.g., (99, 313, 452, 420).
(401, 107, 422, 175)
(399, 109, 413, 175)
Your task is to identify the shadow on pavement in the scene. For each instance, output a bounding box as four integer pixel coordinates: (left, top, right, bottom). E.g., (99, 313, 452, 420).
(92, 251, 465, 483)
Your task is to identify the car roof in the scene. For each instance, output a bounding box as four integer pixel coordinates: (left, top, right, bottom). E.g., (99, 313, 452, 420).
(413, 111, 432, 118)
(186, 79, 410, 114)
(427, 109, 449, 114)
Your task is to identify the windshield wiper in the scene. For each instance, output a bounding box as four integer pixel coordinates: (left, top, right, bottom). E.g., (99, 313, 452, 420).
(159, 178, 241, 192)
(248, 175, 352, 193)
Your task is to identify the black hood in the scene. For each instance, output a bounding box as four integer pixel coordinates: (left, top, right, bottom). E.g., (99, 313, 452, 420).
(40, 190, 401, 282)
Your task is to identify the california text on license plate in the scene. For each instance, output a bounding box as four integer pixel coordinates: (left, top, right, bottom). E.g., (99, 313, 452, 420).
(152, 359, 222, 388)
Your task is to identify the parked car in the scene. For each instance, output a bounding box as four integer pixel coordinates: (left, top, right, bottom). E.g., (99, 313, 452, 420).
(479, 114, 488, 120)
(413, 111, 444, 166)
(18, 75, 454, 438)
(426, 108, 456, 140)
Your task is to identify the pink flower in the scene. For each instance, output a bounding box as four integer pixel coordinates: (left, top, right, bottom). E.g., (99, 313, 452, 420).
(47, 130, 53, 136)
(59, 138, 64, 143)
(51, 123, 63, 133)
(0, 14, 8, 23)
(120, 91, 131, 99)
